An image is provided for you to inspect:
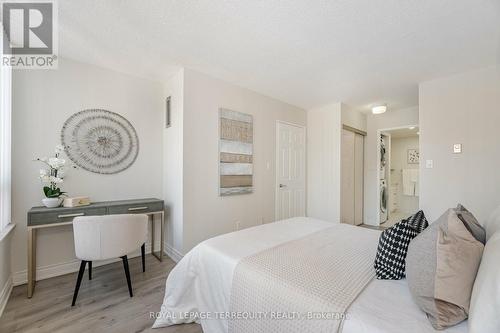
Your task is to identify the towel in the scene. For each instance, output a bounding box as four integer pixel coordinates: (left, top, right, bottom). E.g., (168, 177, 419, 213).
(402, 169, 415, 196)
(411, 169, 419, 196)
(410, 169, 419, 182)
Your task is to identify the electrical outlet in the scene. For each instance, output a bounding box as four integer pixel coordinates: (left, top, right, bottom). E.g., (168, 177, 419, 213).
(426, 160, 433, 169)
(235, 221, 241, 231)
(453, 143, 462, 154)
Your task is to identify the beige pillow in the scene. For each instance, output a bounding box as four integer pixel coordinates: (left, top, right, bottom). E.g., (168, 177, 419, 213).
(406, 209, 484, 330)
(455, 204, 486, 244)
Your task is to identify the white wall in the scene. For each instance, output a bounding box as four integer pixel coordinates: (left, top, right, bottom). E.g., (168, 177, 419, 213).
(11, 58, 164, 284)
(307, 103, 342, 223)
(341, 103, 367, 132)
(364, 107, 419, 225)
(0, 234, 12, 315)
(419, 66, 500, 224)
(163, 70, 184, 259)
(181, 69, 306, 253)
(389, 136, 419, 214)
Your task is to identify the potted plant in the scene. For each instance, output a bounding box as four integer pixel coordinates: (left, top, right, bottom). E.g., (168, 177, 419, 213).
(35, 145, 72, 208)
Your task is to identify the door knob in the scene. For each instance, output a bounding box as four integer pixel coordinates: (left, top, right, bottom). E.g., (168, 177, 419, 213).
(279, 184, 287, 188)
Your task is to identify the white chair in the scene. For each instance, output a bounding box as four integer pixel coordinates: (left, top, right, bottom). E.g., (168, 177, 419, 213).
(71, 214, 148, 306)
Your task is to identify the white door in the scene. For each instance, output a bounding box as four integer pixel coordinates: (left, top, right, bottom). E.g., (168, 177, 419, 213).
(276, 122, 306, 220)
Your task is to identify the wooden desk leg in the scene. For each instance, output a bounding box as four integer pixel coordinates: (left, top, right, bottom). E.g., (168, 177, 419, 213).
(27, 227, 36, 298)
(151, 214, 158, 261)
(159, 211, 164, 262)
(151, 212, 164, 262)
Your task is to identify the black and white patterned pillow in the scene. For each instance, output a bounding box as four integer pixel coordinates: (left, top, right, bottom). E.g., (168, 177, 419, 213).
(406, 210, 429, 233)
(374, 211, 429, 280)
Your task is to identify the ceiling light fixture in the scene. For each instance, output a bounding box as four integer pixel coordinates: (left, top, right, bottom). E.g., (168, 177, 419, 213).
(372, 105, 387, 114)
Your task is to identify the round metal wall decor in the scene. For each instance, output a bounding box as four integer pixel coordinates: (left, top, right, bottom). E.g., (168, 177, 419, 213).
(61, 109, 139, 174)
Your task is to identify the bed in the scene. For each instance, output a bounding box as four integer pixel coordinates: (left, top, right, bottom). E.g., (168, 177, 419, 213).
(153, 217, 467, 333)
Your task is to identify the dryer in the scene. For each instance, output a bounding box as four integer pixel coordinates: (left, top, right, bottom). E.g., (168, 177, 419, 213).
(380, 136, 387, 180)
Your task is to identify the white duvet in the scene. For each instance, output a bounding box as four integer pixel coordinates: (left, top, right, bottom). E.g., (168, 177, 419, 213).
(153, 217, 468, 333)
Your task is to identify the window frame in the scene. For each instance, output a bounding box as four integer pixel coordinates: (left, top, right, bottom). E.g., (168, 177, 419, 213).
(0, 23, 13, 237)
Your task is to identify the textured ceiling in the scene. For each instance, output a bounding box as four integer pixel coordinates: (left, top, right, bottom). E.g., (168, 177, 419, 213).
(59, 0, 500, 111)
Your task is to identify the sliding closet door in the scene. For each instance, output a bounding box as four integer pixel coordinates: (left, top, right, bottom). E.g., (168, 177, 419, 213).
(354, 133, 364, 225)
(341, 129, 355, 224)
(341, 128, 364, 225)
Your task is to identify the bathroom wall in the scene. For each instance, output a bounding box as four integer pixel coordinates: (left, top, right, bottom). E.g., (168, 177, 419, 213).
(390, 136, 419, 214)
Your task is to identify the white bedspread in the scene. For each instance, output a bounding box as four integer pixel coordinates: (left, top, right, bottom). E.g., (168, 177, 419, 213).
(153, 217, 468, 333)
(229, 224, 380, 333)
(153, 217, 333, 332)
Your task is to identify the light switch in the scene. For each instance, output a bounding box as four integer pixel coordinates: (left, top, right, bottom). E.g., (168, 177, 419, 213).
(426, 160, 433, 169)
(453, 144, 462, 154)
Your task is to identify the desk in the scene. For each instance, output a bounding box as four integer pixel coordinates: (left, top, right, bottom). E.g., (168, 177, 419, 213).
(26, 198, 165, 298)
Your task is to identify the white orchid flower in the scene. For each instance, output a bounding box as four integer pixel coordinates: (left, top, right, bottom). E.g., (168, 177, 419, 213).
(35, 145, 72, 195)
(47, 158, 58, 168)
(39, 175, 50, 183)
(48, 157, 66, 169)
(49, 176, 64, 184)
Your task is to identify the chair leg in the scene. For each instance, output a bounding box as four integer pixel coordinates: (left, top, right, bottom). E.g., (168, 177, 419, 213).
(121, 255, 133, 297)
(141, 243, 145, 272)
(72, 260, 87, 306)
(88, 261, 92, 280)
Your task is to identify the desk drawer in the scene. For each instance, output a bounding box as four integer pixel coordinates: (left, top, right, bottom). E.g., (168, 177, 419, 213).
(29, 207, 107, 226)
(107, 201, 164, 215)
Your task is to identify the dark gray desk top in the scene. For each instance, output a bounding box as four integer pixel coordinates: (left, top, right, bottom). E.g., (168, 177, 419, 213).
(27, 198, 164, 227)
(28, 198, 163, 214)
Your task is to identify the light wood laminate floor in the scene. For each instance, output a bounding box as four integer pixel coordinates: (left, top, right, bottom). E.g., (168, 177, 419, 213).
(0, 255, 203, 333)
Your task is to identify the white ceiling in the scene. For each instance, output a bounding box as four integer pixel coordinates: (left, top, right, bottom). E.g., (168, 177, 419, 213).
(384, 127, 419, 139)
(58, 0, 500, 111)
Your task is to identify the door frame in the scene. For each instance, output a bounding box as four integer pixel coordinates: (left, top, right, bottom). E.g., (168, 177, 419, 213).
(275, 120, 307, 221)
(376, 124, 418, 226)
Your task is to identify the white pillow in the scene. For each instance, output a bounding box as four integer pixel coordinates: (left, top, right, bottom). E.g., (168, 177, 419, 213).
(469, 232, 500, 333)
(483, 205, 500, 241)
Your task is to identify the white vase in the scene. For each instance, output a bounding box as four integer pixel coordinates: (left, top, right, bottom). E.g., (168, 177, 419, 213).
(42, 197, 62, 208)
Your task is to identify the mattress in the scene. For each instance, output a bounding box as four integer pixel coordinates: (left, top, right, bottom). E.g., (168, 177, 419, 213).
(154, 217, 468, 333)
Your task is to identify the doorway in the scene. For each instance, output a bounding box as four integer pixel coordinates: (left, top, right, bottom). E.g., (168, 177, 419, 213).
(378, 126, 420, 227)
(275, 121, 306, 221)
(341, 125, 365, 225)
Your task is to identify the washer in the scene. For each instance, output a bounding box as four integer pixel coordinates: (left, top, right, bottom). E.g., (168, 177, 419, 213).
(380, 179, 388, 223)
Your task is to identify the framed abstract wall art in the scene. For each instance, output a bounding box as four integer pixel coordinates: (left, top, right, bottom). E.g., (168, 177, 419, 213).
(407, 148, 420, 164)
(219, 109, 253, 196)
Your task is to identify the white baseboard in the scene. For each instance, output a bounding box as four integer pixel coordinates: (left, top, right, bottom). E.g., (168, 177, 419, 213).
(164, 242, 183, 262)
(12, 241, 185, 287)
(0, 275, 13, 318)
(13, 242, 160, 287)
